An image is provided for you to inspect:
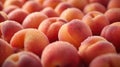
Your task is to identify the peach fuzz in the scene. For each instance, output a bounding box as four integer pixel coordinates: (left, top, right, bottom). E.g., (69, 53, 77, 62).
(82, 11, 109, 35)
(78, 36, 117, 64)
(43, 0, 62, 9)
(64, 0, 89, 10)
(40, 7, 58, 17)
(58, 19, 92, 49)
(1, 20, 23, 43)
(83, 2, 106, 14)
(60, 8, 84, 22)
(22, 0, 43, 13)
(22, 12, 48, 28)
(38, 17, 67, 42)
(101, 22, 120, 52)
(8, 9, 28, 24)
(107, 0, 120, 9)
(0, 11, 8, 22)
(2, 51, 42, 67)
(41, 41, 80, 67)
(54, 2, 73, 16)
(89, 53, 120, 67)
(3, 0, 23, 8)
(104, 8, 120, 23)
(0, 39, 13, 66)
(10, 29, 49, 57)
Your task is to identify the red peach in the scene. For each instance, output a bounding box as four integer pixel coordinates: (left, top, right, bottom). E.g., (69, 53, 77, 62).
(107, 0, 120, 9)
(0, 11, 8, 22)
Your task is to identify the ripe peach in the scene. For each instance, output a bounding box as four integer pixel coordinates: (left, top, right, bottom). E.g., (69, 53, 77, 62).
(0, 0, 5, 4)
(0, 11, 8, 22)
(64, 0, 89, 10)
(58, 19, 92, 49)
(54, 2, 73, 16)
(101, 22, 120, 52)
(83, 2, 106, 14)
(22, 0, 43, 13)
(38, 17, 67, 42)
(1, 20, 23, 43)
(107, 0, 120, 9)
(0, 2, 3, 11)
(89, 53, 120, 67)
(8, 9, 28, 24)
(104, 8, 120, 23)
(3, 5, 19, 14)
(4, 0, 23, 8)
(89, 0, 110, 7)
(78, 36, 117, 64)
(82, 11, 109, 35)
(10, 29, 49, 57)
(41, 41, 80, 67)
(40, 7, 58, 17)
(0, 39, 13, 66)
(2, 51, 42, 67)
(22, 12, 48, 28)
(43, 0, 62, 9)
(35, 0, 44, 4)
(60, 8, 84, 22)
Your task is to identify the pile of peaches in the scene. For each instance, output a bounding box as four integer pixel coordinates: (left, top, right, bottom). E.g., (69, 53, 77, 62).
(0, 0, 120, 67)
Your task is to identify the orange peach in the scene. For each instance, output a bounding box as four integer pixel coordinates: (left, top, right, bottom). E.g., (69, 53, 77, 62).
(64, 0, 89, 10)
(38, 17, 67, 42)
(2, 51, 42, 67)
(82, 11, 109, 35)
(22, 12, 48, 28)
(22, 0, 43, 13)
(60, 8, 84, 22)
(10, 29, 49, 57)
(83, 2, 106, 14)
(0, 39, 13, 66)
(54, 2, 73, 16)
(8, 9, 28, 24)
(101, 22, 120, 52)
(1, 20, 23, 43)
(43, 0, 62, 9)
(58, 19, 92, 49)
(40, 7, 58, 17)
(104, 8, 120, 23)
(0, 11, 8, 22)
(35, 0, 44, 4)
(41, 41, 80, 67)
(89, 53, 120, 67)
(107, 0, 120, 9)
(78, 36, 117, 64)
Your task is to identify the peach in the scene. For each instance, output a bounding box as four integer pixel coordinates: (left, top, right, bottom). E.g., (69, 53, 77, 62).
(0, 2, 3, 11)
(40, 7, 58, 17)
(54, 2, 73, 16)
(89, 0, 110, 7)
(89, 53, 120, 67)
(104, 8, 120, 23)
(35, 0, 44, 4)
(58, 19, 92, 49)
(22, 12, 48, 28)
(78, 36, 117, 64)
(0, 11, 8, 22)
(1, 20, 23, 43)
(41, 41, 80, 67)
(43, 0, 62, 9)
(22, 0, 43, 13)
(38, 17, 67, 42)
(2, 51, 42, 67)
(8, 9, 28, 24)
(4, 0, 23, 8)
(83, 2, 106, 14)
(0, 39, 13, 66)
(64, 0, 89, 10)
(107, 0, 120, 9)
(10, 29, 49, 57)
(0, 0, 5, 4)
(101, 22, 120, 52)
(60, 8, 84, 22)
(82, 11, 109, 35)
(3, 5, 19, 14)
